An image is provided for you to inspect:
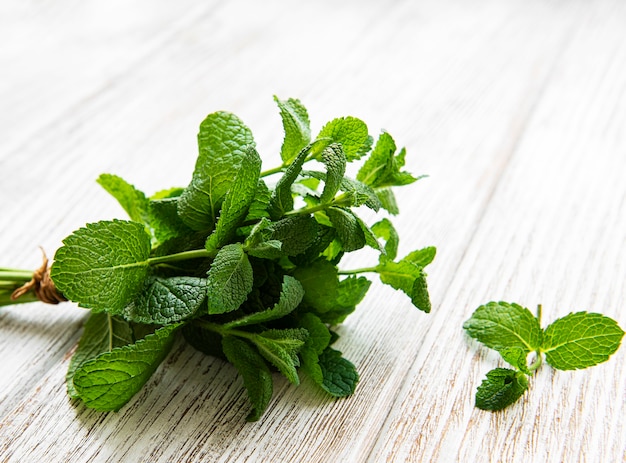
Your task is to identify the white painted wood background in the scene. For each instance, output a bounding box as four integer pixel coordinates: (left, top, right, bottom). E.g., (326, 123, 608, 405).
(1, 0, 625, 461)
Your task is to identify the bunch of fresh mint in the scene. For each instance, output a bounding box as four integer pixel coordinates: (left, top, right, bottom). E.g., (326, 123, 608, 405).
(464, 302, 624, 411)
(16, 97, 435, 420)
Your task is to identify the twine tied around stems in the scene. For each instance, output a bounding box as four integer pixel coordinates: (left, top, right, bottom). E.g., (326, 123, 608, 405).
(10, 249, 66, 304)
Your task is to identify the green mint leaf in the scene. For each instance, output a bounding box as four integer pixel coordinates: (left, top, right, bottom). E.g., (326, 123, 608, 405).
(463, 302, 542, 353)
(222, 335, 273, 422)
(206, 146, 262, 251)
(356, 132, 419, 188)
(50, 220, 151, 313)
(269, 215, 319, 256)
(97, 174, 151, 228)
(293, 259, 339, 313)
(72, 323, 180, 411)
(497, 346, 532, 374)
(224, 276, 304, 329)
(339, 177, 382, 211)
(326, 207, 366, 252)
(375, 187, 400, 215)
(319, 143, 347, 204)
(475, 368, 528, 411)
(148, 197, 194, 245)
(375, 259, 431, 312)
(149, 187, 184, 200)
(124, 276, 207, 324)
(274, 96, 311, 164)
(371, 218, 399, 261)
(178, 111, 255, 231)
(542, 312, 625, 370)
(268, 142, 314, 219)
(66, 312, 134, 398)
(243, 179, 271, 223)
(299, 313, 332, 387)
(316, 117, 369, 161)
(319, 276, 372, 325)
(251, 328, 308, 385)
(402, 246, 436, 268)
(206, 243, 253, 314)
(317, 347, 359, 397)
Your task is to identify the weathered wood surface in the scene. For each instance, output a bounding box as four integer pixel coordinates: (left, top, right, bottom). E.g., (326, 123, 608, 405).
(1, 1, 625, 461)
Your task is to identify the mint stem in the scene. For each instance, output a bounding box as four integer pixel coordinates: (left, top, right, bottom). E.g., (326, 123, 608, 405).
(147, 249, 215, 266)
(0, 269, 34, 282)
(338, 267, 378, 275)
(260, 165, 286, 177)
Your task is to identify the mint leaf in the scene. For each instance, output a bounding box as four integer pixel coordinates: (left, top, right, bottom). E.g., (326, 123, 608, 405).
(299, 313, 332, 388)
(317, 276, 372, 325)
(497, 346, 532, 374)
(403, 246, 436, 268)
(97, 174, 151, 227)
(268, 143, 313, 219)
(66, 312, 134, 398)
(124, 276, 207, 324)
(206, 243, 253, 314)
(542, 312, 625, 370)
(224, 276, 304, 329)
(274, 96, 311, 164)
(317, 347, 359, 397)
(356, 132, 419, 188)
(316, 117, 370, 161)
(222, 335, 273, 422)
(475, 368, 528, 411)
(375, 259, 431, 312)
(327, 207, 366, 252)
(269, 215, 319, 256)
(463, 301, 542, 353)
(148, 197, 194, 245)
(178, 111, 255, 231)
(339, 177, 382, 211)
(51, 220, 151, 313)
(243, 179, 271, 223)
(251, 328, 308, 384)
(375, 187, 399, 215)
(319, 144, 347, 203)
(293, 259, 339, 313)
(371, 218, 399, 261)
(72, 323, 180, 411)
(206, 146, 261, 251)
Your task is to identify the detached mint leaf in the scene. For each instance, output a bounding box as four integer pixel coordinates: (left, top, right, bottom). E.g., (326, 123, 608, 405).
(274, 96, 311, 164)
(66, 312, 134, 398)
(475, 368, 528, 411)
(224, 276, 304, 329)
(72, 323, 180, 411)
(206, 243, 253, 314)
(206, 146, 262, 251)
(51, 220, 151, 313)
(124, 276, 207, 324)
(251, 328, 308, 385)
(319, 144, 346, 203)
(317, 347, 359, 397)
(463, 302, 542, 353)
(542, 312, 625, 370)
(316, 117, 369, 161)
(222, 335, 273, 422)
(178, 111, 255, 231)
(97, 174, 150, 227)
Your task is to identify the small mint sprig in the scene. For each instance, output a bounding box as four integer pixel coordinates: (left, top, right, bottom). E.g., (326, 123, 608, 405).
(464, 302, 624, 411)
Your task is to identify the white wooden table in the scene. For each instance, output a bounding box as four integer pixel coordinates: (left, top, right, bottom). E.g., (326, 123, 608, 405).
(1, 1, 625, 461)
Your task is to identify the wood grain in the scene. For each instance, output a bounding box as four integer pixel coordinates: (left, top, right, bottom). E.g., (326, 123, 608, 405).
(1, 0, 625, 462)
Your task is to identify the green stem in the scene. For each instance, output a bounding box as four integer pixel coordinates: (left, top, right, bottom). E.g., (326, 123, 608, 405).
(260, 164, 286, 177)
(195, 320, 256, 341)
(147, 248, 215, 266)
(528, 352, 543, 372)
(0, 269, 34, 282)
(338, 266, 379, 275)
